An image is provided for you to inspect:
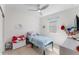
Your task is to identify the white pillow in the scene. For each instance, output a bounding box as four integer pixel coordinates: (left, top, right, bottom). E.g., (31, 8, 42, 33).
(31, 32, 37, 36)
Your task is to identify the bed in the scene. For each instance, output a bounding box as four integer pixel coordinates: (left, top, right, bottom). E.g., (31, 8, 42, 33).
(27, 32, 53, 55)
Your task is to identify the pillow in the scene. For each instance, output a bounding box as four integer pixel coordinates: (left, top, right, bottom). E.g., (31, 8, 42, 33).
(31, 32, 37, 36)
(27, 32, 40, 36)
(36, 33, 40, 35)
(27, 32, 32, 36)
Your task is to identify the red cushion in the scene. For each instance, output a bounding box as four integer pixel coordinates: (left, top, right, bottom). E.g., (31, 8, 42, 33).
(18, 35, 25, 40)
(12, 35, 25, 43)
(13, 40, 17, 43)
(12, 36, 17, 43)
(12, 36, 17, 39)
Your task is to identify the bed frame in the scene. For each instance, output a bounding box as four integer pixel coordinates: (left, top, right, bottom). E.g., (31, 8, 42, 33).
(43, 42, 53, 55)
(27, 39, 53, 55)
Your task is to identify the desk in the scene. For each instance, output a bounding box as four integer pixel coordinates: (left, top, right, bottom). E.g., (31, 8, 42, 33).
(50, 33, 79, 53)
(62, 38, 79, 52)
(59, 37, 79, 54)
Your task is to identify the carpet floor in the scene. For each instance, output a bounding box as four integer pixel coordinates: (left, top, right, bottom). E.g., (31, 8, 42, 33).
(3, 46, 58, 55)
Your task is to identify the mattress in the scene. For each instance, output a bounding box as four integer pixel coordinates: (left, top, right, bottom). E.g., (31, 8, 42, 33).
(28, 35, 53, 48)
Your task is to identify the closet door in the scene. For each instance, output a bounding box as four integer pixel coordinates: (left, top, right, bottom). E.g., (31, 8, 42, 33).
(0, 9, 3, 54)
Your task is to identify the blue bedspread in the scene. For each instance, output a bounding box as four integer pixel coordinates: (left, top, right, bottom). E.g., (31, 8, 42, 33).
(28, 35, 53, 48)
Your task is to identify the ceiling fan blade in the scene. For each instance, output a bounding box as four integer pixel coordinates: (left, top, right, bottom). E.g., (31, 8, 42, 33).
(28, 9, 38, 11)
(40, 4, 49, 10)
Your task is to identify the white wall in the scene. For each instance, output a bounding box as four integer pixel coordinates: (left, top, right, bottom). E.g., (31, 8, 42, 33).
(4, 5, 40, 43)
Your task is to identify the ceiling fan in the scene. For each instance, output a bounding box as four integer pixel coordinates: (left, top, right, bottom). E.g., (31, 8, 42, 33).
(28, 4, 49, 15)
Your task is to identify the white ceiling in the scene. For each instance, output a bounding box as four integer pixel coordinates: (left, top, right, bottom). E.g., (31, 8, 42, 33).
(6, 4, 79, 16)
(23, 4, 79, 16)
(41, 4, 79, 16)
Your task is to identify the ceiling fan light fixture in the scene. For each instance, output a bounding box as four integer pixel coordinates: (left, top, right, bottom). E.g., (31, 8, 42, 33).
(37, 10, 41, 12)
